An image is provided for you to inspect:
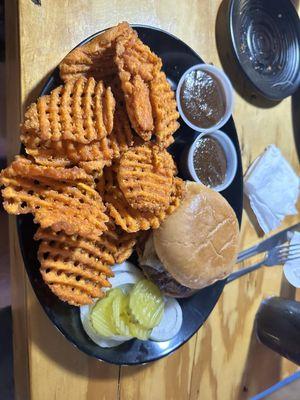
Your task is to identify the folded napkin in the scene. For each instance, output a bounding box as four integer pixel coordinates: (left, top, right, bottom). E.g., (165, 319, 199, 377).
(244, 145, 299, 234)
(283, 231, 300, 287)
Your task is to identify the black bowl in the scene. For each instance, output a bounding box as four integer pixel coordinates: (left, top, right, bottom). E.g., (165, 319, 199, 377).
(17, 25, 243, 365)
(229, 0, 300, 101)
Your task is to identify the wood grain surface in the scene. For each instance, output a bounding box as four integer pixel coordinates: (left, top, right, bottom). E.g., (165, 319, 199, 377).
(5, 1, 300, 399)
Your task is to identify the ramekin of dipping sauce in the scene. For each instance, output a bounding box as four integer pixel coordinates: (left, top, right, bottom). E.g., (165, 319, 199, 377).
(184, 130, 237, 192)
(176, 64, 234, 133)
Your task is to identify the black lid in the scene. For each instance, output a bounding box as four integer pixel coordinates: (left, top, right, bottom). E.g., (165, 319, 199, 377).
(229, 0, 300, 101)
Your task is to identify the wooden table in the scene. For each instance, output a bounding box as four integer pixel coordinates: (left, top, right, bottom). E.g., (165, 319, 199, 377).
(6, 1, 300, 399)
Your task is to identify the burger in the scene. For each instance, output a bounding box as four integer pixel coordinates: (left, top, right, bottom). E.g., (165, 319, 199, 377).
(138, 181, 239, 297)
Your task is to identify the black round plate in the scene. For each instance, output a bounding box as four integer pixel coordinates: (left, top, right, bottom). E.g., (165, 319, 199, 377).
(229, 0, 300, 101)
(17, 26, 243, 365)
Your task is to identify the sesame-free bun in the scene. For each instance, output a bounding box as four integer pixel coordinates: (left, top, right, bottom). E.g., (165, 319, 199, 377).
(153, 182, 239, 289)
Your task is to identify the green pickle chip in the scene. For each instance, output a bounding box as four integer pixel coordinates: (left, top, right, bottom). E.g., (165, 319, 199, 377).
(112, 291, 132, 337)
(129, 321, 151, 340)
(129, 279, 164, 329)
(90, 288, 121, 337)
(89, 280, 164, 341)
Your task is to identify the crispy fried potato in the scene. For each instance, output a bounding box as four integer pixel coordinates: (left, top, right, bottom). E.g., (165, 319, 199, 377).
(35, 218, 137, 306)
(96, 165, 118, 196)
(117, 143, 175, 212)
(100, 220, 138, 264)
(109, 104, 134, 159)
(104, 176, 184, 234)
(104, 185, 161, 233)
(0, 157, 108, 240)
(36, 227, 112, 306)
(59, 22, 135, 82)
(20, 77, 115, 174)
(21, 77, 115, 144)
(150, 71, 180, 147)
(115, 35, 162, 140)
(22, 135, 113, 174)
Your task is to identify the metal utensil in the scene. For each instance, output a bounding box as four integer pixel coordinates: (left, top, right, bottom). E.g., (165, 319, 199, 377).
(227, 242, 300, 284)
(237, 223, 300, 263)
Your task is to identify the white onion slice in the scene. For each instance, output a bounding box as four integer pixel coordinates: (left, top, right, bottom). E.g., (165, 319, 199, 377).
(111, 261, 143, 275)
(108, 270, 143, 289)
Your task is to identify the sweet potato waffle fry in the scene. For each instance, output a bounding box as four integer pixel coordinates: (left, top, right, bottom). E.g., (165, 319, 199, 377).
(109, 104, 134, 159)
(100, 220, 138, 264)
(104, 185, 162, 232)
(150, 71, 180, 147)
(34, 218, 137, 306)
(0, 157, 108, 240)
(23, 135, 113, 174)
(21, 77, 115, 144)
(35, 227, 113, 306)
(96, 165, 118, 196)
(117, 143, 175, 212)
(59, 22, 135, 82)
(21, 77, 115, 174)
(104, 177, 184, 234)
(115, 35, 162, 140)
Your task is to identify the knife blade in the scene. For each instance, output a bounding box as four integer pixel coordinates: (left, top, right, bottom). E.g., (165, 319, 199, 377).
(237, 222, 300, 263)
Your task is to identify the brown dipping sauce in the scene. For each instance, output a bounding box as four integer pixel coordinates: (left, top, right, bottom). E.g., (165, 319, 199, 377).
(193, 137, 227, 187)
(180, 70, 226, 128)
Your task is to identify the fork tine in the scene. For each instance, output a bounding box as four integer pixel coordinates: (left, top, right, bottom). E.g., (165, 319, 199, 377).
(276, 243, 299, 250)
(277, 243, 300, 253)
(276, 251, 300, 264)
(284, 256, 300, 263)
(287, 251, 300, 257)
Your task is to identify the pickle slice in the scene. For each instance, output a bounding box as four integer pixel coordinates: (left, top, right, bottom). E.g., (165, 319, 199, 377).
(129, 279, 164, 329)
(129, 321, 151, 340)
(90, 288, 121, 337)
(112, 291, 131, 337)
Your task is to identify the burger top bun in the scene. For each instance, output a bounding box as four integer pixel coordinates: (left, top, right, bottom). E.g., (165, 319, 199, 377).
(153, 182, 239, 289)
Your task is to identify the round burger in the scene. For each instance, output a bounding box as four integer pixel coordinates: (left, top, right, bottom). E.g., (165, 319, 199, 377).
(138, 181, 239, 297)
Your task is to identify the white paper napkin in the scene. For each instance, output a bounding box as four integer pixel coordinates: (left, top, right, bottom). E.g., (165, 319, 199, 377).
(244, 145, 299, 234)
(284, 232, 300, 287)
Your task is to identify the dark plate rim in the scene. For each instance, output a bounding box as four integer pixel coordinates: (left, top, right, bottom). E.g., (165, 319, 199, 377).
(17, 23, 243, 365)
(228, 0, 300, 101)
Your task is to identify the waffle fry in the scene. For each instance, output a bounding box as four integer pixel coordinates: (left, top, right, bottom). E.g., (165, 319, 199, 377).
(150, 71, 180, 147)
(105, 179, 184, 233)
(35, 217, 137, 306)
(105, 185, 161, 232)
(109, 105, 134, 159)
(36, 220, 137, 269)
(4, 155, 93, 183)
(21, 77, 115, 144)
(36, 228, 112, 306)
(117, 143, 175, 212)
(101, 220, 138, 264)
(115, 35, 162, 140)
(163, 176, 186, 216)
(96, 165, 118, 196)
(59, 22, 135, 82)
(22, 127, 113, 174)
(0, 158, 108, 240)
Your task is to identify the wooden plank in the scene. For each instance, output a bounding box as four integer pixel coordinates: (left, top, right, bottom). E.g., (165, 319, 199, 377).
(5, 1, 300, 399)
(120, 336, 197, 400)
(5, 1, 30, 399)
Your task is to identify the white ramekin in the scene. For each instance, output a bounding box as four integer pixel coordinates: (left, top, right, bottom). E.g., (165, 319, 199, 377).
(186, 130, 238, 192)
(176, 64, 234, 133)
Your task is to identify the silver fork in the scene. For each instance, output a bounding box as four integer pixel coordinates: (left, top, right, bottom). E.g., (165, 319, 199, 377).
(227, 242, 300, 284)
